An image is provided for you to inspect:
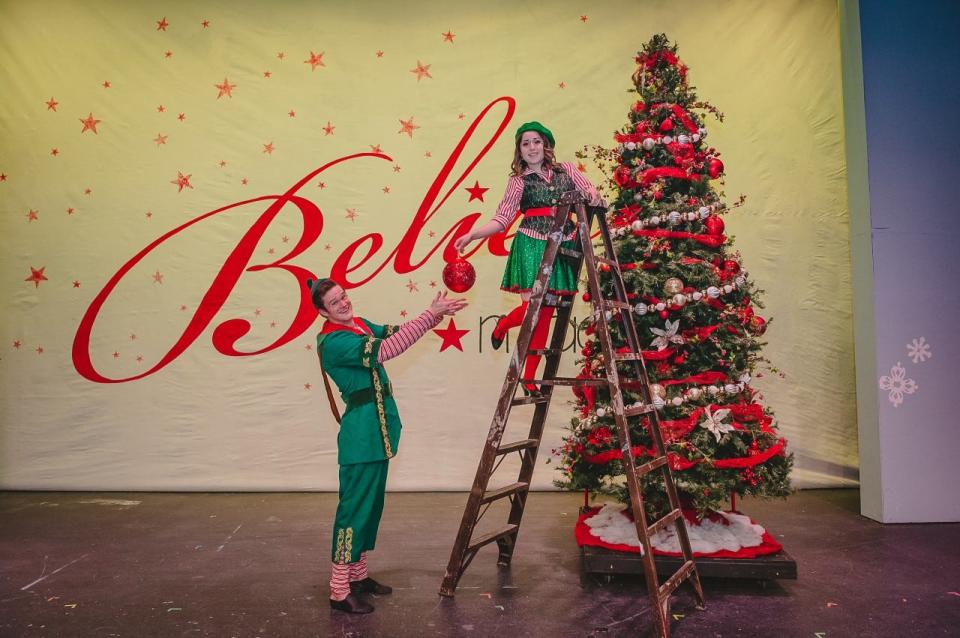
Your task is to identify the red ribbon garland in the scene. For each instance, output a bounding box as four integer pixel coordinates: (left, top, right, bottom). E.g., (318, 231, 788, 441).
(582, 438, 787, 471)
(640, 166, 700, 186)
(633, 228, 726, 248)
(660, 371, 728, 387)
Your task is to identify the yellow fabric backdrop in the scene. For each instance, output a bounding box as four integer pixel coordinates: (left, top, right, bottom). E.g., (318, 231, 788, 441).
(0, 0, 855, 490)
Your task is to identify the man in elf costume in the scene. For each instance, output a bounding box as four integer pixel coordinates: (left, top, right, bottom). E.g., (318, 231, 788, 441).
(308, 277, 467, 614)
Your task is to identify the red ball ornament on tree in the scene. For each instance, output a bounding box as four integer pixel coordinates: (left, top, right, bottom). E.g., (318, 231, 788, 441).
(749, 315, 767, 336)
(707, 157, 724, 178)
(442, 258, 476, 293)
(723, 260, 740, 274)
(704, 215, 725, 236)
(659, 118, 674, 132)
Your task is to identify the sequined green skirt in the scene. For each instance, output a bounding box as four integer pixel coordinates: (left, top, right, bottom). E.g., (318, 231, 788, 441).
(501, 232, 579, 295)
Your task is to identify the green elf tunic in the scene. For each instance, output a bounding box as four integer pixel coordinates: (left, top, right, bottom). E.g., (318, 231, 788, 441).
(317, 317, 400, 564)
(500, 165, 581, 296)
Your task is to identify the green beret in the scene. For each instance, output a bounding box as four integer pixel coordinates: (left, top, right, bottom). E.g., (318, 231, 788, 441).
(515, 121, 555, 147)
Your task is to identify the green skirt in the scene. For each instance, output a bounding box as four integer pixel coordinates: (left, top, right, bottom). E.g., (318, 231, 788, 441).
(501, 232, 579, 295)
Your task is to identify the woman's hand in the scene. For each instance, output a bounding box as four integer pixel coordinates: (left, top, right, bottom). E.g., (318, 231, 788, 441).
(429, 291, 468, 318)
(453, 232, 473, 254)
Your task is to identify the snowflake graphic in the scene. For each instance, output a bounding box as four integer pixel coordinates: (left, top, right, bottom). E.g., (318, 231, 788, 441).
(906, 337, 932, 364)
(878, 362, 918, 408)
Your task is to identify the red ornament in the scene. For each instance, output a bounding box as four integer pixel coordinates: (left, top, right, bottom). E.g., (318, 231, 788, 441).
(613, 165, 632, 187)
(659, 118, 674, 132)
(704, 215, 725, 236)
(749, 315, 767, 336)
(707, 157, 724, 179)
(723, 260, 740, 274)
(442, 258, 476, 293)
(659, 310, 669, 319)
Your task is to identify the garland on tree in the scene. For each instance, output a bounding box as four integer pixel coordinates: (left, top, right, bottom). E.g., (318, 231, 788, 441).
(553, 34, 792, 519)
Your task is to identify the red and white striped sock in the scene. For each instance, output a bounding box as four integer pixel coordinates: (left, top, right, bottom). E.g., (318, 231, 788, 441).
(330, 563, 351, 601)
(349, 552, 369, 582)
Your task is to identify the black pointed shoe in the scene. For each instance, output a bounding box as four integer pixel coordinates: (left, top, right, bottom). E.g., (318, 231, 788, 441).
(330, 593, 374, 614)
(491, 330, 505, 351)
(350, 577, 393, 595)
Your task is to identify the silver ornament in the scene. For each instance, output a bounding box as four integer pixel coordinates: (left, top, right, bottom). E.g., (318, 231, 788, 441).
(642, 137, 655, 150)
(663, 277, 684, 294)
(706, 286, 721, 299)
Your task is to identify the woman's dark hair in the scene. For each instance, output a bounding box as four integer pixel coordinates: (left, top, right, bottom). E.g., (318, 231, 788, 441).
(308, 278, 340, 311)
(510, 131, 557, 177)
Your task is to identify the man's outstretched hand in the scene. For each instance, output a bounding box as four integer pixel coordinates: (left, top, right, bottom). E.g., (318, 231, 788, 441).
(429, 291, 468, 318)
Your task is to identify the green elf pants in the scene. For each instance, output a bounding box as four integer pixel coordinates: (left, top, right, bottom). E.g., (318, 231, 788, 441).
(331, 459, 389, 564)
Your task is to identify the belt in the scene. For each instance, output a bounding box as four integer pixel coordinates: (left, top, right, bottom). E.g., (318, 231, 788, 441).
(345, 383, 393, 411)
(521, 206, 555, 217)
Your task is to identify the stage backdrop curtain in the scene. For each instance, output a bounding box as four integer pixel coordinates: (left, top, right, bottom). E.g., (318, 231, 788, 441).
(0, 0, 855, 491)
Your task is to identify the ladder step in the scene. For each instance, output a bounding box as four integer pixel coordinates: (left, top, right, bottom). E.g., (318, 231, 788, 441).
(595, 256, 619, 268)
(601, 300, 633, 311)
(527, 348, 562, 356)
(511, 395, 550, 406)
(497, 439, 539, 455)
(480, 481, 529, 505)
(623, 403, 655, 417)
(528, 377, 607, 387)
(467, 523, 519, 552)
(658, 559, 696, 599)
(559, 247, 583, 259)
(614, 351, 644, 361)
(647, 508, 683, 538)
(635, 456, 669, 477)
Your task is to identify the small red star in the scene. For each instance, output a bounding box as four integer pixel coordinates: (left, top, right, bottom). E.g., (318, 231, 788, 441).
(0, 174, 6, 181)
(324, 244, 331, 251)
(304, 383, 312, 390)
(433, 318, 470, 352)
(398, 116, 419, 138)
(112, 351, 120, 359)
(465, 180, 489, 202)
(153, 133, 168, 146)
(201, 20, 210, 28)
(170, 171, 193, 192)
(267, 248, 275, 255)
(322, 121, 335, 135)
(50, 148, 59, 156)
(277, 51, 285, 60)
(264, 70, 272, 78)
(428, 230, 436, 238)
(304, 344, 312, 351)
(304, 50, 325, 70)
(130, 334, 137, 340)
(442, 30, 455, 43)
(180, 305, 187, 311)
(36, 346, 44, 354)
(317, 181, 326, 189)
(79, 112, 101, 134)
(580, 15, 588, 22)
(66, 207, 74, 215)
(281, 235, 289, 243)
(46, 97, 58, 111)
(145, 211, 152, 218)
(254, 308, 262, 316)
(156, 17, 169, 31)
(558, 81, 566, 89)
(102, 80, 111, 89)
(13, 340, 21, 349)
(214, 77, 236, 99)
(164, 50, 173, 58)
(263, 141, 275, 154)
(84, 187, 92, 195)
(399, 310, 408, 318)
(405, 279, 418, 292)
(288, 110, 296, 118)
(393, 164, 401, 173)
(376, 50, 384, 58)
(429, 281, 437, 288)
(152, 270, 163, 284)
(410, 60, 432, 81)
(218, 160, 227, 167)
(382, 186, 391, 194)
(270, 321, 277, 328)
(240, 178, 248, 185)
(345, 208, 358, 222)
(177, 113, 185, 121)
(26, 209, 38, 222)
(577, 162, 587, 172)
(424, 151, 432, 158)
(25, 266, 48, 288)
(458, 113, 465, 120)
(157, 105, 165, 113)
(137, 355, 144, 362)
(370, 144, 383, 153)
(73, 280, 81, 288)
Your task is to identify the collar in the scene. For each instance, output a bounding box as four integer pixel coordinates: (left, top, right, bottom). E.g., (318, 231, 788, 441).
(320, 317, 372, 335)
(521, 165, 554, 181)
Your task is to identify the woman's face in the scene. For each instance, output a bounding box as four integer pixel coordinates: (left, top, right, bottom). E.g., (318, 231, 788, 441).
(319, 285, 353, 323)
(519, 131, 545, 167)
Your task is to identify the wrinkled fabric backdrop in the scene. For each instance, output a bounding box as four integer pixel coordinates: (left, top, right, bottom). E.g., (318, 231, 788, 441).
(0, 0, 855, 491)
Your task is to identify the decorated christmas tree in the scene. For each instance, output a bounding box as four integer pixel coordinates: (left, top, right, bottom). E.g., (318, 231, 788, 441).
(555, 34, 792, 518)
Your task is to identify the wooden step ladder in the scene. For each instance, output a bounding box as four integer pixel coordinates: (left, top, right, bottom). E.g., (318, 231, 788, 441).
(438, 190, 706, 637)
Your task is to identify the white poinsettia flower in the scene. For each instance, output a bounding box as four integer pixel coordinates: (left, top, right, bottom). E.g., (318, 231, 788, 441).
(699, 406, 734, 442)
(649, 319, 685, 351)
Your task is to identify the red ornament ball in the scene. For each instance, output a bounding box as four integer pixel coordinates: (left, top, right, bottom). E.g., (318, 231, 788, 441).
(704, 215, 725, 236)
(442, 258, 476, 293)
(749, 315, 767, 336)
(659, 310, 670, 320)
(659, 118, 674, 132)
(707, 157, 725, 179)
(723, 259, 740, 274)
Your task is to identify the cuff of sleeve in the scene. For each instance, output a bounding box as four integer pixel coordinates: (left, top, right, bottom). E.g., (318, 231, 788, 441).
(360, 336, 382, 368)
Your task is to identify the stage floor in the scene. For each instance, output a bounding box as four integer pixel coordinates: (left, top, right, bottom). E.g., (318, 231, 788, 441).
(1, 489, 957, 637)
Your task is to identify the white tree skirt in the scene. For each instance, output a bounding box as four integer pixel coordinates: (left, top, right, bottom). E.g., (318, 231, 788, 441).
(584, 503, 766, 555)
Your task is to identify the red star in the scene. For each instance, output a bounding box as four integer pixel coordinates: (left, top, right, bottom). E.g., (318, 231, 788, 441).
(145, 211, 152, 218)
(50, 148, 59, 156)
(317, 181, 326, 189)
(442, 30, 455, 43)
(406, 279, 418, 292)
(324, 244, 331, 251)
(370, 144, 383, 153)
(458, 113, 465, 120)
(267, 248, 275, 255)
(73, 280, 80, 287)
(410, 60, 432, 81)
(26, 209, 38, 222)
(180, 305, 187, 311)
(577, 162, 587, 172)
(398, 116, 419, 138)
(152, 270, 163, 283)
(322, 121, 335, 135)
(424, 151, 432, 158)
(580, 15, 588, 22)
(465, 180, 488, 202)
(0, 174, 6, 181)
(433, 318, 469, 352)
(36, 346, 44, 354)
(102, 80, 111, 89)
(164, 50, 173, 58)
(281, 235, 289, 243)
(304, 51, 325, 70)
(428, 230, 435, 238)
(137, 355, 144, 362)
(399, 310, 408, 318)
(382, 186, 391, 194)
(218, 160, 227, 167)
(170, 171, 193, 192)
(13, 340, 21, 349)
(263, 141, 275, 154)
(288, 110, 296, 118)
(112, 351, 120, 359)
(46, 97, 58, 111)
(177, 113, 185, 121)
(393, 164, 401, 173)
(304, 383, 312, 390)
(304, 343, 312, 350)
(270, 321, 277, 328)
(66, 207, 74, 215)
(25, 266, 48, 288)
(83, 187, 92, 195)
(254, 308, 262, 316)
(130, 334, 137, 340)
(345, 208, 358, 222)
(429, 281, 437, 288)
(153, 133, 168, 146)
(264, 71, 272, 78)
(157, 105, 165, 113)
(277, 51, 285, 60)
(214, 77, 236, 99)
(201, 20, 210, 28)
(79, 112, 101, 134)
(241, 178, 248, 185)
(156, 17, 169, 31)
(376, 50, 384, 58)
(558, 81, 566, 89)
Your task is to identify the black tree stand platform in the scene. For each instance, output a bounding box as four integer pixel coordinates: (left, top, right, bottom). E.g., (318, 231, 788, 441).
(581, 544, 797, 581)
